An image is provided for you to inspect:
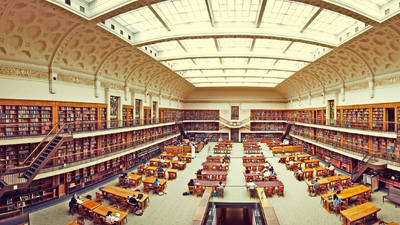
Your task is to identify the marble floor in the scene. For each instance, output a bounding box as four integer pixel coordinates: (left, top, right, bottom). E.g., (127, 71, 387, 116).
(29, 142, 400, 225)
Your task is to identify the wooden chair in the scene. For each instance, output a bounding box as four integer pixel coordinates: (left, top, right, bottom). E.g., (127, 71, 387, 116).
(137, 165, 144, 175)
(196, 187, 204, 197)
(265, 187, 274, 197)
(188, 186, 195, 195)
(75, 216, 85, 225)
(119, 200, 130, 212)
(78, 207, 90, 219)
(216, 187, 224, 197)
(95, 192, 103, 204)
(276, 186, 284, 197)
(92, 215, 104, 225)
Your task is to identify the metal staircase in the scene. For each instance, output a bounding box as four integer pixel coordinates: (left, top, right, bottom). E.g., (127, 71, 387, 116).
(351, 151, 386, 182)
(0, 124, 72, 199)
(177, 122, 188, 139)
(219, 117, 250, 128)
(280, 122, 294, 142)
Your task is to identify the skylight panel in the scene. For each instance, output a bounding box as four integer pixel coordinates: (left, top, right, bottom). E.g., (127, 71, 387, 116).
(194, 58, 221, 67)
(114, 7, 165, 33)
(150, 41, 184, 53)
(212, 0, 260, 23)
(305, 10, 358, 36)
(154, 0, 209, 27)
(168, 59, 195, 68)
(266, 70, 293, 78)
(248, 58, 276, 67)
(181, 39, 215, 51)
(261, 0, 318, 29)
(221, 58, 249, 66)
(253, 39, 291, 52)
(218, 38, 253, 50)
(275, 60, 309, 70)
(285, 42, 330, 59)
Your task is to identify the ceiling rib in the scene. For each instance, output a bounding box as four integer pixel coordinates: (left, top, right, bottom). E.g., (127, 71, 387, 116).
(175, 68, 296, 72)
(205, 0, 215, 27)
(147, 5, 170, 31)
(255, 0, 268, 28)
(300, 8, 323, 33)
(158, 53, 313, 63)
(214, 38, 220, 51)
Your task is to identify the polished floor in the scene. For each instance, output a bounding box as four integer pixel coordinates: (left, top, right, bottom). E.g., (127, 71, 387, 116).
(30, 142, 400, 225)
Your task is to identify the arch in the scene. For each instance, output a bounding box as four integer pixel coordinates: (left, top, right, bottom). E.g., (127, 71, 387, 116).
(316, 61, 345, 83)
(343, 47, 375, 81)
(49, 23, 81, 70)
(94, 46, 129, 80)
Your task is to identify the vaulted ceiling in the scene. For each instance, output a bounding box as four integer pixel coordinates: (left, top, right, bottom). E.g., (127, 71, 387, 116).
(1, 0, 400, 99)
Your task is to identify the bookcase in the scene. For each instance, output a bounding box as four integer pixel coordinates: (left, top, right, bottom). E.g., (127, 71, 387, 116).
(250, 122, 285, 131)
(342, 108, 369, 129)
(0, 177, 57, 213)
(0, 143, 35, 168)
(372, 107, 384, 130)
(123, 106, 134, 126)
(342, 133, 369, 153)
(184, 122, 219, 131)
(0, 105, 52, 137)
(250, 110, 288, 120)
(58, 106, 98, 132)
(240, 133, 280, 142)
(183, 110, 219, 120)
(159, 108, 183, 123)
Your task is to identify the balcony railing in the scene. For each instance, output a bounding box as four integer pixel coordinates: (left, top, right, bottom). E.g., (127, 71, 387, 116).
(251, 116, 398, 133)
(291, 131, 400, 164)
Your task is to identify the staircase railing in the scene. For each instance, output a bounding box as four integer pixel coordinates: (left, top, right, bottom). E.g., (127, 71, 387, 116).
(21, 124, 58, 165)
(0, 123, 66, 182)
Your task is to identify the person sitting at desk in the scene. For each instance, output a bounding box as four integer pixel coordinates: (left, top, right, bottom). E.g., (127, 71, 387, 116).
(296, 169, 304, 181)
(128, 195, 140, 210)
(311, 178, 321, 196)
(217, 181, 225, 189)
(245, 168, 251, 174)
(68, 194, 79, 214)
(224, 154, 229, 161)
(105, 211, 118, 224)
(178, 160, 185, 169)
(328, 164, 335, 176)
(153, 178, 160, 193)
(288, 160, 294, 169)
(331, 193, 342, 213)
(188, 179, 195, 187)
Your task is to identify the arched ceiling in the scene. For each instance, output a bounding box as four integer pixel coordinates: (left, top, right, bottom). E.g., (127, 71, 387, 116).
(2, 0, 400, 100)
(78, 0, 399, 89)
(0, 0, 193, 98)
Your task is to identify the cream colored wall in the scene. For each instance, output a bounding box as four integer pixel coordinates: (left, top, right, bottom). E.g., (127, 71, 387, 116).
(0, 76, 183, 109)
(183, 87, 287, 120)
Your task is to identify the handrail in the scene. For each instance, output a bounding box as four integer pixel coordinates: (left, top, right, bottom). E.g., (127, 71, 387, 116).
(21, 124, 58, 165)
(0, 124, 65, 176)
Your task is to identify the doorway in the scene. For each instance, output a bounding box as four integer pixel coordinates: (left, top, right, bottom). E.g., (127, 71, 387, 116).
(386, 108, 395, 131)
(231, 128, 239, 142)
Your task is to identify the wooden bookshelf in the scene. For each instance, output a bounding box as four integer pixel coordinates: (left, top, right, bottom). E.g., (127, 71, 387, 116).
(0, 104, 52, 137)
(183, 110, 219, 120)
(250, 122, 285, 131)
(184, 122, 219, 131)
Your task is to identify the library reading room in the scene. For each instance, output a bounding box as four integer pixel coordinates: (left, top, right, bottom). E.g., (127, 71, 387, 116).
(1, 0, 400, 225)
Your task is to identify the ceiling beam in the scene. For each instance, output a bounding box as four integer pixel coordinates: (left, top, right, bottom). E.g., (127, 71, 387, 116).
(158, 52, 313, 63)
(300, 8, 323, 33)
(250, 38, 256, 51)
(184, 75, 286, 79)
(255, 0, 268, 28)
(147, 5, 171, 31)
(175, 68, 296, 72)
(214, 38, 220, 51)
(90, 0, 378, 25)
(177, 40, 187, 52)
(283, 41, 294, 54)
(133, 29, 337, 48)
(205, 0, 215, 27)
(191, 81, 280, 84)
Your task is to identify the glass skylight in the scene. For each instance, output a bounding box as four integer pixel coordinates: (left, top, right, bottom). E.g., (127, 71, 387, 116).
(211, 0, 260, 23)
(261, 0, 318, 29)
(114, 7, 165, 33)
(153, 0, 209, 27)
(104, 0, 387, 88)
(305, 10, 359, 36)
